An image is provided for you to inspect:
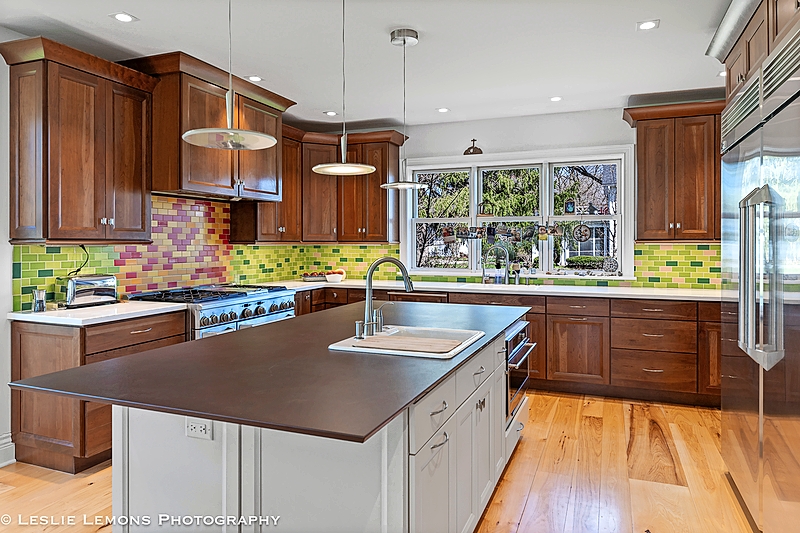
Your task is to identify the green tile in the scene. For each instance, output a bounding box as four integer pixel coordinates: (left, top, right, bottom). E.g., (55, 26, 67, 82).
(38, 269, 53, 277)
(648, 276, 661, 282)
(21, 302, 32, 312)
(697, 244, 710, 250)
(666, 260, 678, 267)
(710, 267, 721, 273)
(12, 263, 20, 279)
(697, 278, 710, 284)
(45, 246, 61, 254)
(690, 261, 703, 267)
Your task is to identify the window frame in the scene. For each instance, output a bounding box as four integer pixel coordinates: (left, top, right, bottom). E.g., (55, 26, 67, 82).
(400, 145, 635, 278)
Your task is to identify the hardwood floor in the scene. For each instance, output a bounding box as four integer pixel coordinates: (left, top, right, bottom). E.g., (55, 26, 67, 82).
(478, 391, 753, 533)
(0, 391, 749, 533)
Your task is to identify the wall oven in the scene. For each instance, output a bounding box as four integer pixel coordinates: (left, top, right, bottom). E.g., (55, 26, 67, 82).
(506, 320, 532, 426)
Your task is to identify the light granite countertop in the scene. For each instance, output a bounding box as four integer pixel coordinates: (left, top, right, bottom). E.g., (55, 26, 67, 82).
(7, 301, 188, 327)
(266, 279, 723, 302)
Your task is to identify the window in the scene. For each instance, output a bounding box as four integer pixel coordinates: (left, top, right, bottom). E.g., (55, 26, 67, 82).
(404, 147, 633, 277)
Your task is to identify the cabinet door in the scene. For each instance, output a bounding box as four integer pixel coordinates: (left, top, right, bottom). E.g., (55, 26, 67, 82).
(47, 63, 107, 240)
(281, 137, 303, 241)
(474, 378, 495, 514)
(237, 95, 281, 201)
(636, 119, 674, 240)
(744, 1, 769, 80)
(410, 420, 454, 533)
(547, 315, 610, 384)
(527, 313, 546, 379)
(294, 291, 312, 316)
(771, 0, 800, 47)
(674, 115, 716, 240)
(492, 362, 506, 482)
(105, 83, 151, 241)
(180, 75, 235, 196)
(302, 143, 338, 242)
(256, 203, 281, 242)
(454, 400, 477, 533)
(699, 321, 723, 395)
(726, 42, 747, 97)
(9, 62, 46, 241)
(389, 292, 449, 303)
(363, 142, 391, 242)
(338, 145, 365, 242)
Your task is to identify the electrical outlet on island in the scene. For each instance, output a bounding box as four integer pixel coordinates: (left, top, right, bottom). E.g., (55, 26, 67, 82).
(185, 418, 214, 440)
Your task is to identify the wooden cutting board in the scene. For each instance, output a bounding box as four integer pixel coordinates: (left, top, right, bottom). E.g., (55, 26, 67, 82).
(352, 336, 462, 354)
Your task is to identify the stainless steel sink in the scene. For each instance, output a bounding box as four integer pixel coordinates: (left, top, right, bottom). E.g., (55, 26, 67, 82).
(328, 326, 485, 359)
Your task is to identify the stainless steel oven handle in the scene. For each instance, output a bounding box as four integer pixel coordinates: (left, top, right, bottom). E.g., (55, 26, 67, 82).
(509, 343, 535, 370)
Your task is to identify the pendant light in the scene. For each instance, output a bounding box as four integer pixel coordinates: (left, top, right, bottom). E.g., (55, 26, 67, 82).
(381, 29, 428, 191)
(181, 0, 277, 150)
(312, 0, 376, 176)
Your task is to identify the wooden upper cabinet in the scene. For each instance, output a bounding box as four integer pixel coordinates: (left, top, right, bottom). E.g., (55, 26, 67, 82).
(636, 119, 674, 240)
(280, 133, 303, 241)
(302, 142, 339, 242)
(106, 83, 151, 241)
(0, 37, 157, 243)
(770, 0, 800, 48)
(725, 0, 770, 99)
(744, 1, 769, 80)
(626, 101, 723, 242)
(236, 95, 282, 201)
(674, 115, 716, 240)
(726, 41, 747, 97)
(338, 144, 366, 242)
(118, 51, 295, 201)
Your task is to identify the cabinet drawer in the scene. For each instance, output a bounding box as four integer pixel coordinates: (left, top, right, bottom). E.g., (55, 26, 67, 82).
(84, 312, 186, 355)
(698, 302, 721, 322)
(611, 318, 697, 353)
(409, 373, 456, 455)
(325, 288, 347, 304)
(611, 299, 696, 320)
(455, 343, 495, 408)
(84, 335, 184, 365)
(311, 289, 325, 305)
(505, 394, 529, 461)
(611, 349, 697, 393)
(547, 297, 609, 316)
(449, 292, 545, 313)
(346, 289, 390, 303)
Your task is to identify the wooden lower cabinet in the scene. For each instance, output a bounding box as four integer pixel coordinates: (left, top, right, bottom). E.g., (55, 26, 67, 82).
(610, 349, 697, 393)
(699, 321, 723, 395)
(547, 315, 610, 384)
(11, 312, 186, 473)
(389, 292, 448, 303)
(294, 291, 312, 316)
(527, 313, 546, 379)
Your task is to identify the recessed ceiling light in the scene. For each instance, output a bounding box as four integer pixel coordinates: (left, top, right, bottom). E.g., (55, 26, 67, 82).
(637, 20, 660, 31)
(324, 111, 338, 116)
(110, 12, 138, 23)
(550, 96, 562, 102)
(437, 108, 449, 113)
(718, 71, 727, 77)
(248, 76, 262, 82)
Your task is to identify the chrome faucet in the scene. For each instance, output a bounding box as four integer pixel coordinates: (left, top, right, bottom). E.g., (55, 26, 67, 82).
(363, 257, 413, 336)
(482, 244, 510, 284)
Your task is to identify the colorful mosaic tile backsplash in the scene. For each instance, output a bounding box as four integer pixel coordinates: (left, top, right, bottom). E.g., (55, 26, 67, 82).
(11, 195, 722, 311)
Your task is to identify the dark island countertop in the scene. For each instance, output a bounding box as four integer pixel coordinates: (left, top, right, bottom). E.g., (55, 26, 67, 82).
(9, 302, 528, 443)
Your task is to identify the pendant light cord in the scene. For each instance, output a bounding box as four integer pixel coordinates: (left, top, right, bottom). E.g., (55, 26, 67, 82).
(341, 0, 347, 163)
(402, 39, 407, 175)
(228, 0, 232, 93)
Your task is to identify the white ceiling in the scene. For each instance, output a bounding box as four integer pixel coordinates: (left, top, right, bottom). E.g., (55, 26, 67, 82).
(0, 0, 730, 130)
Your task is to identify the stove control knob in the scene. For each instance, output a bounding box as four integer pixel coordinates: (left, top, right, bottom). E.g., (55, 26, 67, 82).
(241, 308, 253, 319)
(288, 300, 295, 308)
(210, 314, 219, 325)
(267, 303, 277, 313)
(220, 312, 231, 323)
(255, 306, 266, 316)
(200, 316, 211, 327)
(280, 301, 290, 310)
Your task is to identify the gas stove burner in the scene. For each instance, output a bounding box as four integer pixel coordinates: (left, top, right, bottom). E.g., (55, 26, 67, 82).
(129, 288, 247, 303)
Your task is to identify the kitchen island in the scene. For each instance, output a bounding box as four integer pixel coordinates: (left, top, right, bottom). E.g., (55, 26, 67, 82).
(9, 301, 528, 533)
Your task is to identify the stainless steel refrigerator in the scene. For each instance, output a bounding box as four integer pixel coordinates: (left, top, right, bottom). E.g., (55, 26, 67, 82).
(721, 34, 800, 533)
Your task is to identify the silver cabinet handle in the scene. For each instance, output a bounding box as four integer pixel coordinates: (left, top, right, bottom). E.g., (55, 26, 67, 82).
(130, 328, 153, 335)
(643, 368, 665, 373)
(332, 292, 338, 298)
(676, 222, 681, 229)
(430, 432, 449, 450)
(569, 317, 588, 321)
(669, 222, 674, 229)
(100, 217, 108, 225)
(517, 422, 525, 432)
(108, 218, 115, 226)
(569, 305, 586, 309)
(429, 401, 448, 416)
(497, 348, 506, 356)
(473, 365, 486, 376)
(476, 398, 486, 411)
(642, 333, 664, 338)
(641, 308, 663, 312)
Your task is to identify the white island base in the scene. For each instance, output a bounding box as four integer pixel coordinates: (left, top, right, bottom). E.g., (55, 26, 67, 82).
(110, 336, 529, 533)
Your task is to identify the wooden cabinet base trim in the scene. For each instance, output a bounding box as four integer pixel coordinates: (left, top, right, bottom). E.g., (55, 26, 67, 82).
(14, 443, 111, 475)
(527, 380, 720, 408)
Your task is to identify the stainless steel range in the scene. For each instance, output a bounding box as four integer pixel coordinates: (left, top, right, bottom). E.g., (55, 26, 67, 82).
(129, 285, 296, 339)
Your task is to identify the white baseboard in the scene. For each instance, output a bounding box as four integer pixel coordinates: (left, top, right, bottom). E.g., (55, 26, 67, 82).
(0, 432, 15, 467)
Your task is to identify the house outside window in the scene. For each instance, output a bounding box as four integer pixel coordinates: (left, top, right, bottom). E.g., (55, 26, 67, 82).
(402, 146, 635, 278)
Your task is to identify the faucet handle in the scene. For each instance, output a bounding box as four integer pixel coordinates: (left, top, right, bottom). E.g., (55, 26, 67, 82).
(373, 301, 393, 331)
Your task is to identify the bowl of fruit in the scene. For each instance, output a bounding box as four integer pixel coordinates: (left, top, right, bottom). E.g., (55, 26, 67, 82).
(325, 269, 347, 283)
(301, 270, 328, 282)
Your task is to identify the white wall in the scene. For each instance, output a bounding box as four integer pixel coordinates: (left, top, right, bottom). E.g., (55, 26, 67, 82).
(0, 26, 28, 466)
(404, 107, 635, 159)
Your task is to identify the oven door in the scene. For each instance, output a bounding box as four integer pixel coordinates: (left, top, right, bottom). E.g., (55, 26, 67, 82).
(238, 310, 294, 330)
(506, 321, 532, 424)
(194, 323, 237, 340)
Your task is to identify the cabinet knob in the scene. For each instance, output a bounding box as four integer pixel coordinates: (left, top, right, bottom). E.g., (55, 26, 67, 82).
(109, 218, 115, 226)
(100, 217, 108, 225)
(669, 223, 674, 229)
(676, 222, 681, 229)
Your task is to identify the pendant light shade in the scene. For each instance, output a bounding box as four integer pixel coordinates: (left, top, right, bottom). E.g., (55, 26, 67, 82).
(312, 0, 376, 176)
(380, 29, 427, 191)
(182, 0, 277, 151)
